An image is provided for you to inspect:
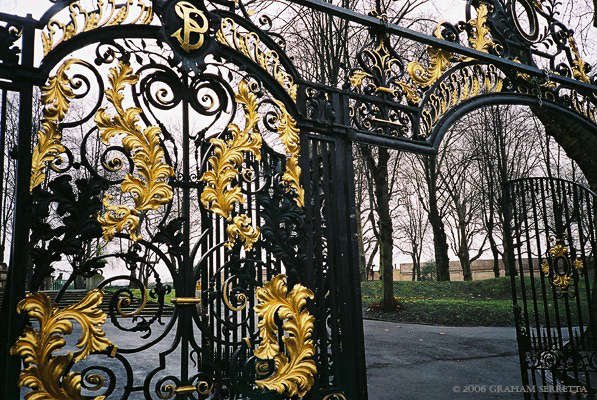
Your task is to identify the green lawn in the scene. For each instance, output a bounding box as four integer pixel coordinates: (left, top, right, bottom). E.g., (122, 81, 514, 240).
(361, 278, 591, 326)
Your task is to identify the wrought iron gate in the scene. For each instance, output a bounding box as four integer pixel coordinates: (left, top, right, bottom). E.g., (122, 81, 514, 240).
(0, 1, 365, 399)
(507, 177, 597, 398)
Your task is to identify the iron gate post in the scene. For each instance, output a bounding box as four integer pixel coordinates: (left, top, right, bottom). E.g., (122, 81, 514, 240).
(332, 90, 368, 400)
(0, 15, 36, 400)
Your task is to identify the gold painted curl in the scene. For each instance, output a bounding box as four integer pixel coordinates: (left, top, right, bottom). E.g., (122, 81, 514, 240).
(200, 80, 262, 250)
(96, 61, 174, 242)
(216, 18, 297, 102)
(254, 274, 316, 397)
(30, 59, 79, 191)
(42, 0, 153, 56)
(11, 289, 113, 400)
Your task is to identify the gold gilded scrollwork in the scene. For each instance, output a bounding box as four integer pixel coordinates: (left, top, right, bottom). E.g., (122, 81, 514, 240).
(421, 64, 503, 136)
(349, 37, 421, 105)
(254, 274, 316, 398)
(406, 2, 496, 89)
(466, 3, 497, 55)
(407, 25, 454, 89)
(274, 100, 304, 207)
(568, 36, 591, 83)
(200, 80, 262, 250)
(170, 1, 209, 52)
(30, 59, 78, 191)
(42, 0, 153, 56)
(541, 241, 584, 290)
(96, 61, 174, 242)
(216, 18, 298, 102)
(11, 289, 113, 400)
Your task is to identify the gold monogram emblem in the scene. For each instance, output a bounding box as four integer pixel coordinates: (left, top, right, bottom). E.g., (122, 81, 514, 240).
(171, 1, 209, 52)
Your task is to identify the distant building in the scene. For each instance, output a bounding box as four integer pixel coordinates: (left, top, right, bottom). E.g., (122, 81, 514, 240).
(369, 258, 542, 281)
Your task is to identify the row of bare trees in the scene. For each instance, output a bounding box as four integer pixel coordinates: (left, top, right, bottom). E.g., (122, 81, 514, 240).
(355, 105, 585, 294)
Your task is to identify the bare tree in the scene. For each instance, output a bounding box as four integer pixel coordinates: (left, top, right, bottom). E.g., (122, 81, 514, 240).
(393, 168, 428, 281)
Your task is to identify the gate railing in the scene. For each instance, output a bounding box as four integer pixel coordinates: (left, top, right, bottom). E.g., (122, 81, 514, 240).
(507, 177, 597, 399)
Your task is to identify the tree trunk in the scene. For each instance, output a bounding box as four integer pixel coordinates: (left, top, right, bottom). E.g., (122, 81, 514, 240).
(488, 235, 500, 277)
(459, 253, 473, 281)
(374, 148, 394, 311)
(424, 156, 451, 281)
(355, 202, 367, 281)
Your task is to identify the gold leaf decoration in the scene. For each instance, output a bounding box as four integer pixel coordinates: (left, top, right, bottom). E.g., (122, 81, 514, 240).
(216, 17, 297, 102)
(420, 64, 503, 136)
(200, 80, 262, 250)
(349, 37, 421, 105)
(42, 0, 153, 56)
(227, 215, 261, 251)
(30, 59, 78, 191)
(541, 241, 584, 290)
(254, 275, 316, 398)
(274, 100, 304, 207)
(406, 26, 454, 89)
(11, 289, 113, 400)
(568, 36, 591, 83)
(406, 2, 495, 89)
(96, 61, 174, 242)
(466, 3, 496, 54)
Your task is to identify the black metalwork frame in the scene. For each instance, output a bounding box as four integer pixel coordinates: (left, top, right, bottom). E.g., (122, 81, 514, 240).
(507, 177, 597, 399)
(0, 0, 595, 399)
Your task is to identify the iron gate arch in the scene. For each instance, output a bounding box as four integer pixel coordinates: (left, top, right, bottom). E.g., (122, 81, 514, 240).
(0, 0, 595, 399)
(506, 177, 597, 398)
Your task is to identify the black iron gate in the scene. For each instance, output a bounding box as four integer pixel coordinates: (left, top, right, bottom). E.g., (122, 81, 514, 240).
(507, 177, 597, 398)
(0, 2, 365, 399)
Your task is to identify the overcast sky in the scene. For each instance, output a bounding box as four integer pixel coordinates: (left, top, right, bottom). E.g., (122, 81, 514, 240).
(1, 0, 465, 22)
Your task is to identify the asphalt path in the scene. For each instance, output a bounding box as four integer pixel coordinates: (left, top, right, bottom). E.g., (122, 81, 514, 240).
(364, 319, 522, 400)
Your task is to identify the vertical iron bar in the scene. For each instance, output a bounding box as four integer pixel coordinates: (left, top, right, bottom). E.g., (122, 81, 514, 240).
(0, 17, 35, 399)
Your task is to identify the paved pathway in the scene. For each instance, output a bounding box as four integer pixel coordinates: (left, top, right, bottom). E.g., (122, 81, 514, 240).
(364, 319, 522, 400)
(19, 319, 523, 399)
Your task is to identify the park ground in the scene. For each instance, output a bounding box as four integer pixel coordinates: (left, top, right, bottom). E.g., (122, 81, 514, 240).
(362, 278, 522, 399)
(361, 277, 518, 326)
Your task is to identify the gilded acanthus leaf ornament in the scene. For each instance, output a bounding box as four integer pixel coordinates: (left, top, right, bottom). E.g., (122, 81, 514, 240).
(30, 59, 78, 191)
(406, 2, 496, 89)
(274, 100, 304, 207)
(96, 61, 174, 242)
(466, 3, 496, 54)
(42, 0, 153, 55)
(216, 18, 297, 102)
(420, 64, 503, 136)
(200, 80, 262, 250)
(406, 26, 454, 89)
(254, 275, 316, 398)
(568, 36, 591, 83)
(11, 289, 113, 400)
